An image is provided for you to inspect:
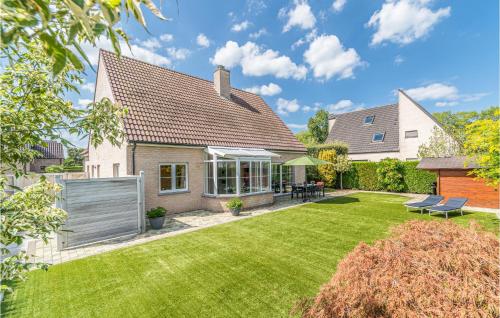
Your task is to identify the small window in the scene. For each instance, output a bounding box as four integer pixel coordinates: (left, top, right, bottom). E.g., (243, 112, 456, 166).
(113, 163, 120, 177)
(159, 163, 188, 193)
(96, 165, 100, 178)
(405, 130, 418, 139)
(364, 115, 375, 125)
(372, 132, 385, 142)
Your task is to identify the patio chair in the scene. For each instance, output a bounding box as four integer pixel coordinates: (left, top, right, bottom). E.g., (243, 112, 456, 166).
(291, 184, 304, 200)
(404, 195, 444, 214)
(428, 197, 468, 219)
(315, 182, 325, 197)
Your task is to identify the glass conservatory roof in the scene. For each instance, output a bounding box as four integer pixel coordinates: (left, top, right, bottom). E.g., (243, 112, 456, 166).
(207, 146, 280, 158)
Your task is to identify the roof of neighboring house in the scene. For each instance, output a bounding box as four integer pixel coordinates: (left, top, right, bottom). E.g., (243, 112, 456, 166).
(99, 50, 306, 152)
(31, 141, 64, 159)
(326, 104, 399, 154)
(417, 156, 480, 170)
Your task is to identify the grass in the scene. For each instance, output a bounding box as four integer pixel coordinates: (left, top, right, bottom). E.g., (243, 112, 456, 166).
(3, 193, 498, 318)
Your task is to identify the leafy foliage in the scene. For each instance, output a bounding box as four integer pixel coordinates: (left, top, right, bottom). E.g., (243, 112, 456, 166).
(226, 198, 243, 210)
(146, 207, 167, 218)
(64, 147, 85, 167)
(317, 150, 336, 187)
(418, 126, 461, 158)
(463, 109, 500, 186)
(295, 130, 317, 147)
(401, 161, 437, 194)
(0, 178, 67, 292)
(331, 154, 351, 189)
(306, 142, 349, 182)
(1, 0, 166, 74)
(301, 220, 499, 318)
(307, 110, 329, 144)
(376, 158, 405, 192)
(45, 165, 64, 173)
(0, 44, 127, 177)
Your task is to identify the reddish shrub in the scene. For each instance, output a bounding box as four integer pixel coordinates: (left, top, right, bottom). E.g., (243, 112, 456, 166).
(301, 221, 499, 318)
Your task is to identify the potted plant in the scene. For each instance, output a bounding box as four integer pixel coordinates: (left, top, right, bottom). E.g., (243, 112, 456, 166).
(147, 207, 167, 230)
(226, 198, 243, 216)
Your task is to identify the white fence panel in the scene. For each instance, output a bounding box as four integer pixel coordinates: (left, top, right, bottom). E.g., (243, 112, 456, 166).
(56, 172, 145, 250)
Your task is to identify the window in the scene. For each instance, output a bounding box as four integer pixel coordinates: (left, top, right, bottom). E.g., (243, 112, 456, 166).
(217, 161, 237, 194)
(91, 165, 95, 178)
(271, 163, 295, 194)
(159, 163, 188, 193)
(364, 115, 374, 125)
(405, 130, 418, 138)
(372, 132, 385, 142)
(96, 165, 100, 178)
(113, 163, 120, 177)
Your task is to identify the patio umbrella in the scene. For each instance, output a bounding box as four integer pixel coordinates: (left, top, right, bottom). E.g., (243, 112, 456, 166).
(283, 155, 332, 166)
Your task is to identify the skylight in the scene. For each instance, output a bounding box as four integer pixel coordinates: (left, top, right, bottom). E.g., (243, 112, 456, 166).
(364, 115, 374, 125)
(372, 132, 385, 142)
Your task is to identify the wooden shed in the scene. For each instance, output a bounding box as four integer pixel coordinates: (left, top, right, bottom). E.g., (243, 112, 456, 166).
(417, 156, 499, 209)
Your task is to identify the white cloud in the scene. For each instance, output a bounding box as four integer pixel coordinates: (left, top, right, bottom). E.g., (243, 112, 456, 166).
(435, 101, 458, 107)
(405, 83, 459, 101)
(76, 98, 93, 110)
(287, 123, 307, 129)
(159, 33, 174, 42)
(394, 55, 405, 65)
(232, 20, 251, 32)
(332, 0, 347, 12)
(291, 28, 317, 50)
(367, 0, 451, 46)
(166, 47, 191, 60)
(328, 99, 354, 112)
(246, 0, 267, 14)
(304, 34, 364, 80)
(80, 82, 95, 93)
(280, 0, 316, 32)
(140, 38, 162, 50)
(461, 92, 490, 102)
(249, 28, 268, 39)
(211, 41, 307, 80)
(244, 83, 282, 96)
(82, 38, 171, 66)
(196, 33, 210, 48)
(277, 98, 301, 115)
(302, 105, 320, 112)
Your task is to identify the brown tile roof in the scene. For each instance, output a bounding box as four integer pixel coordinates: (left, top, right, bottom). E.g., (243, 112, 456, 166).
(99, 50, 306, 152)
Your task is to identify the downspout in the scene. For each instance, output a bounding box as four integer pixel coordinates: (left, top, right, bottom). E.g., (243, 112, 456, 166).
(132, 142, 137, 175)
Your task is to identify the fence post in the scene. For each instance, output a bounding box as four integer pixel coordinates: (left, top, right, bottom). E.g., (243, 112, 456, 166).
(137, 171, 146, 233)
(55, 175, 67, 251)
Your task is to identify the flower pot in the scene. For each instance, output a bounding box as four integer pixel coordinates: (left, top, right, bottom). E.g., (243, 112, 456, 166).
(230, 208, 241, 216)
(149, 216, 165, 230)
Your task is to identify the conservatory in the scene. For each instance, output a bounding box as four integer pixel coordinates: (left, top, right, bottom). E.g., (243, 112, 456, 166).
(203, 146, 295, 196)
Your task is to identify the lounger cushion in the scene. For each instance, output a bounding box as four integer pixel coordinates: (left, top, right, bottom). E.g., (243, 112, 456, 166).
(429, 205, 459, 212)
(405, 196, 443, 208)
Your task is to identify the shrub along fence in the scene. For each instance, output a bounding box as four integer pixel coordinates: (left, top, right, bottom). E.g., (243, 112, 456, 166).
(337, 160, 437, 194)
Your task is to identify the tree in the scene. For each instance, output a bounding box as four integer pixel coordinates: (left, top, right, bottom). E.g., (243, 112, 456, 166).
(308, 110, 329, 144)
(332, 154, 351, 190)
(317, 149, 336, 187)
(463, 109, 500, 187)
(2, 0, 166, 74)
(295, 130, 317, 147)
(418, 126, 461, 158)
(65, 147, 85, 167)
(377, 158, 405, 192)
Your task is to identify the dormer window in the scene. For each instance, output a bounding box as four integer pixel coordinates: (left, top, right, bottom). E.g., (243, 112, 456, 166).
(364, 115, 374, 125)
(372, 132, 385, 143)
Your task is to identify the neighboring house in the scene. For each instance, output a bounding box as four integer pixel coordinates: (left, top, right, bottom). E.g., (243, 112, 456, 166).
(418, 156, 499, 209)
(326, 90, 445, 161)
(87, 50, 306, 213)
(28, 141, 64, 173)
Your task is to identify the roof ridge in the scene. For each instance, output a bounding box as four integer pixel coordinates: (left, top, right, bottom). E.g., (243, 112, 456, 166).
(330, 103, 397, 117)
(99, 49, 258, 96)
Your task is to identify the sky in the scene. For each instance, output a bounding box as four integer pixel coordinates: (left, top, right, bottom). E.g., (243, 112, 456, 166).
(69, 0, 499, 147)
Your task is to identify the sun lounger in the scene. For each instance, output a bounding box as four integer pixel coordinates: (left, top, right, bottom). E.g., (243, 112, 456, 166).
(405, 195, 444, 214)
(428, 197, 468, 219)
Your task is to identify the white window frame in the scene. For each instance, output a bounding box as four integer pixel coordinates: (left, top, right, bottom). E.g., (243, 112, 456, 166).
(364, 115, 375, 125)
(159, 163, 189, 194)
(113, 163, 120, 177)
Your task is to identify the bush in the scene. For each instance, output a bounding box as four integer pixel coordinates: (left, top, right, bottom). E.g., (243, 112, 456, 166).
(226, 198, 243, 210)
(146, 207, 166, 218)
(63, 165, 84, 172)
(377, 158, 405, 192)
(44, 165, 64, 173)
(402, 161, 436, 193)
(300, 220, 499, 318)
(307, 141, 349, 182)
(317, 149, 336, 187)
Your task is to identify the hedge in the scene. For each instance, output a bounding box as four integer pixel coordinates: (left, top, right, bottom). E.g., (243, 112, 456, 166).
(336, 161, 437, 194)
(306, 141, 349, 182)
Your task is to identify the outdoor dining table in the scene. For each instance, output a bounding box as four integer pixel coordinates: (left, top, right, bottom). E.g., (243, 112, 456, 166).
(295, 184, 317, 202)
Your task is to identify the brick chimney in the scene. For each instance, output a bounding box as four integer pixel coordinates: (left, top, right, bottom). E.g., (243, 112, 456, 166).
(213, 65, 231, 99)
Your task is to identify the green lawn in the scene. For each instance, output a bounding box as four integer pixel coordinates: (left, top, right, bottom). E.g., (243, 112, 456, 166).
(3, 193, 498, 318)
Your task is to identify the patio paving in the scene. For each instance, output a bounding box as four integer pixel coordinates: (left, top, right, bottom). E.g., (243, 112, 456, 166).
(27, 190, 359, 265)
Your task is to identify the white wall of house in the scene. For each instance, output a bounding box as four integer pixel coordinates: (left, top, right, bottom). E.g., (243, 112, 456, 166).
(86, 57, 129, 178)
(398, 91, 442, 161)
(348, 152, 401, 161)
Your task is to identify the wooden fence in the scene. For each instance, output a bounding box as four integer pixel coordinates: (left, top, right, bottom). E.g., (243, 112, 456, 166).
(56, 172, 145, 250)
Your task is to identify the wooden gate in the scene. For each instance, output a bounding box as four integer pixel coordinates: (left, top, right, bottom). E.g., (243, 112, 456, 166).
(56, 172, 145, 250)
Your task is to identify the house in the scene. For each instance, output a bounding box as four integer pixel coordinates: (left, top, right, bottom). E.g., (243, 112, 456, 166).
(28, 141, 64, 173)
(417, 156, 499, 209)
(326, 90, 445, 161)
(86, 50, 306, 213)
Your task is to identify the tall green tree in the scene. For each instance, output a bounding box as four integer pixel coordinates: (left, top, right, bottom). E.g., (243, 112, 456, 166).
(308, 110, 329, 144)
(295, 130, 317, 147)
(463, 109, 500, 187)
(65, 147, 85, 167)
(418, 126, 461, 158)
